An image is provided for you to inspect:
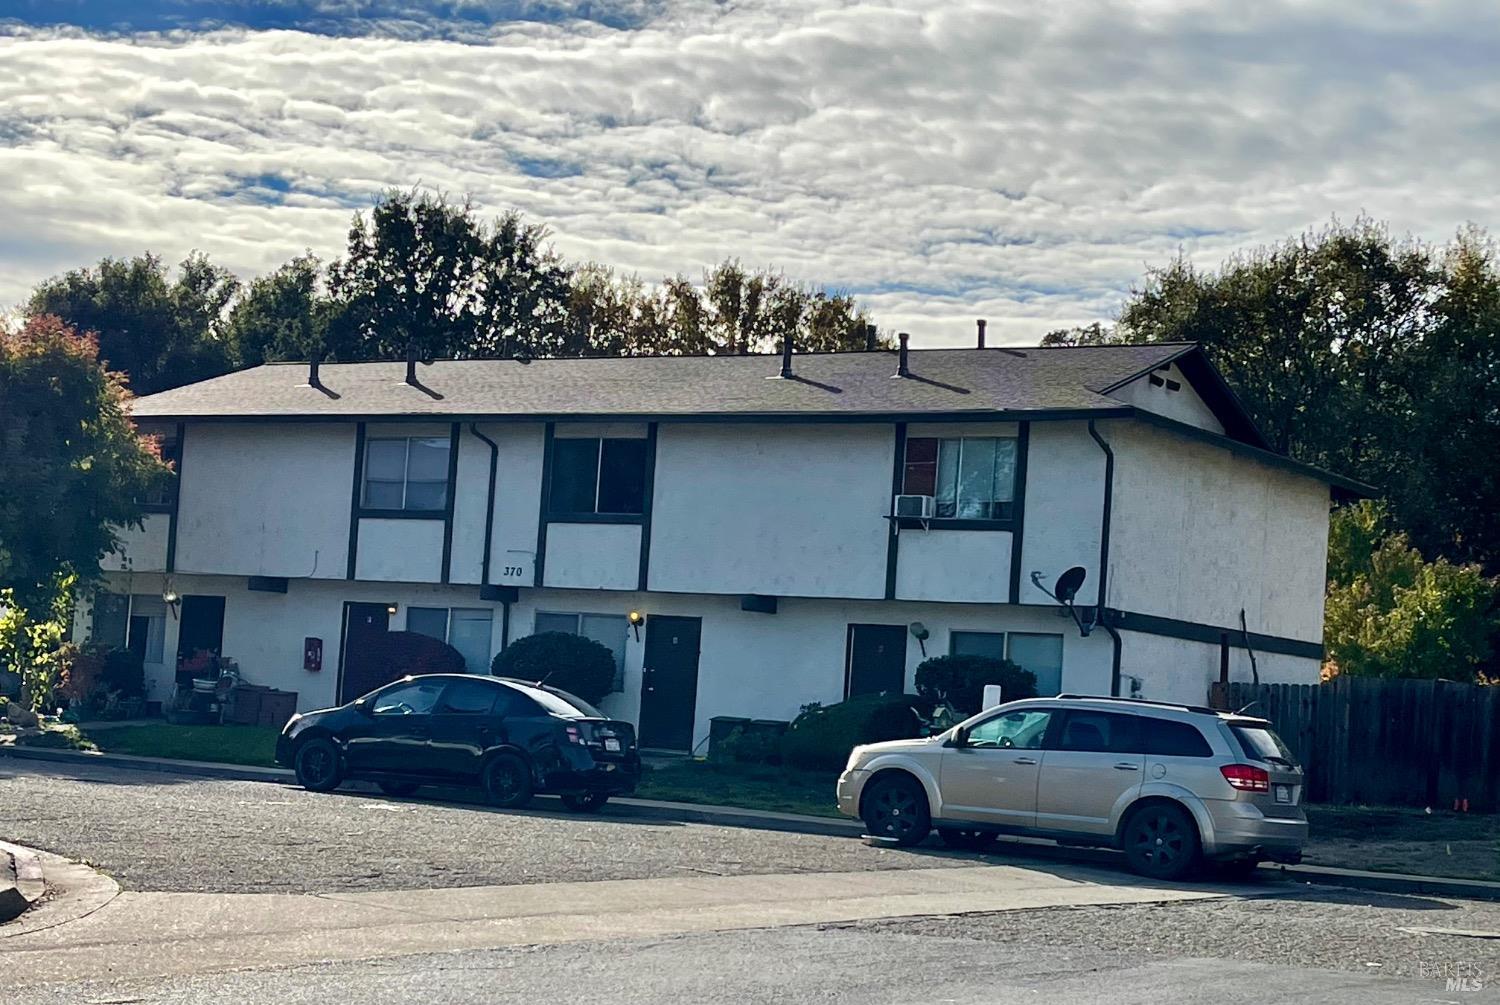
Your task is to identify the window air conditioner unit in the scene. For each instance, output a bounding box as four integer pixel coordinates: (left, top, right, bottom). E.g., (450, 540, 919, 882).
(893, 494, 934, 519)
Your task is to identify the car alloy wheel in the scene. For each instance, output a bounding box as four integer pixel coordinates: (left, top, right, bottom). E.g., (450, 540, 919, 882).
(294, 738, 342, 792)
(1124, 804, 1199, 880)
(861, 775, 930, 846)
(483, 753, 534, 809)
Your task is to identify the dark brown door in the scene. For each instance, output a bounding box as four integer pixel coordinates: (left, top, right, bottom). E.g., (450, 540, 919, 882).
(175, 595, 226, 667)
(338, 602, 392, 703)
(845, 624, 907, 697)
(638, 615, 701, 751)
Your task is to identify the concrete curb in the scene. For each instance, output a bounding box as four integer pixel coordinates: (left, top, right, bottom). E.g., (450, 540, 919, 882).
(6, 743, 1497, 900)
(0, 841, 45, 924)
(0, 743, 292, 783)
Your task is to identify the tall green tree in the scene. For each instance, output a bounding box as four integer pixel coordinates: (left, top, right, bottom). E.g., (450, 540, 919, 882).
(224, 254, 328, 366)
(324, 190, 574, 361)
(28, 252, 240, 395)
(0, 315, 171, 703)
(1325, 502, 1499, 681)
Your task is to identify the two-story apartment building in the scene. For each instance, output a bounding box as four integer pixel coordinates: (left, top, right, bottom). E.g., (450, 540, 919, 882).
(84, 340, 1364, 751)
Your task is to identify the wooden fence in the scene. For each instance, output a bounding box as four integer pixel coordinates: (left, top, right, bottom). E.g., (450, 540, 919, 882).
(1209, 677, 1500, 811)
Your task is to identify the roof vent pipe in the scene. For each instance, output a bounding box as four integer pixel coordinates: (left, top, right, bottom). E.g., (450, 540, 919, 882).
(864, 323, 877, 352)
(895, 332, 910, 378)
(308, 355, 321, 388)
(780, 333, 794, 378)
(405, 343, 418, 385)
(976, 318, 987, 349)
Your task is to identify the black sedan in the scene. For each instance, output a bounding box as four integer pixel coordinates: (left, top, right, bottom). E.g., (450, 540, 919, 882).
(275, 674, 640, 811)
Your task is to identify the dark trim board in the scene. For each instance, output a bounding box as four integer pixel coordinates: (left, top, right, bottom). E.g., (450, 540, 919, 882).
(345, 422, 367, 579)
(439, 422, 460, 584)
(355, 508, 447, 521)
(1103, 608, 1324, 661)
(1007, 421, 1030, 604)
(135, 407, 1137, 427)
(164, 421, 185, 573)
(637, 422, 658, 591)
(884, 422, 906, 600)
(534, 422, 555, 588)
(544, 512, 647, 525)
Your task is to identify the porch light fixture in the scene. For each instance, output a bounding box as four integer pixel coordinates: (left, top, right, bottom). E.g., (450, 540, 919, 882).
(908, 621, 929, 657)
(628, 610, 644, 641)
(386, 603, 399, 616)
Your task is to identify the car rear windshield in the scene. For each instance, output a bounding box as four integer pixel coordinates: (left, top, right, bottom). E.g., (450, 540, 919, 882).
(1231, 724, 1298, 766)
(506, 682, 602, 718)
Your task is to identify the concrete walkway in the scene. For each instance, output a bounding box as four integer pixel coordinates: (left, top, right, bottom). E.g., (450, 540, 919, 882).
(3, 856, 1255, 989)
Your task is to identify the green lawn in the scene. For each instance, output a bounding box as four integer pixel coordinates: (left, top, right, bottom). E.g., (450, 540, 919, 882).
(636, 760, 842, 818)
(82, 723, 281, 768)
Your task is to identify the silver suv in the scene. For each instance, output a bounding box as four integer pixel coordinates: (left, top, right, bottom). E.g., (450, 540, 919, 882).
(836, 695, 1306, 880)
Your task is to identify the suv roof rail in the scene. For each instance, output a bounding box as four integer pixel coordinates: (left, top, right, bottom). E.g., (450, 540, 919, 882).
(1052, 694, 1223, 716)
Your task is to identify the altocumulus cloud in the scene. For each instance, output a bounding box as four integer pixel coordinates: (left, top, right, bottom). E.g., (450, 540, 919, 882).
(0, 0, 1497, 343)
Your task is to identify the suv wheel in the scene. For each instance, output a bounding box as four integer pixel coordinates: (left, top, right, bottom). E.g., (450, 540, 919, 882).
(1122, 803, 1199, 880)
(483, 753, 534, 809)
(294, 737, 343, 792)
(861, 773, 931, 846)
(937, 827, 998, 851)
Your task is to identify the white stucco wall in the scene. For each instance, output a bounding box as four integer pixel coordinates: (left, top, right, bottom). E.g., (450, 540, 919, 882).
(543, 522, 642, 591)
(175, 422, 354, 579)
(1107, 362, 1225, 433)
(447, 426, 491, 585)
(489, 423, 545, 587)
(1017, 420, 1107, 606)
(102, 513, 171, 572)
(649, 423, 891, 599)
(894, 529, 1011, 602)
(1120, 631, 1321, 707)
(1107, 422, 1330, 642)
(355, 519, 445, 583)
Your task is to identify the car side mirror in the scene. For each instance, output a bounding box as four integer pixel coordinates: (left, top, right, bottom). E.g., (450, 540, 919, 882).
(946, 727, 968, 749)
(354, 698, 373, 716)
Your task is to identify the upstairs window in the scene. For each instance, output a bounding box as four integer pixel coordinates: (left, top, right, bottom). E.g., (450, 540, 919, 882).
(363, 436, 450, 512)
(140, 434, 180, 510)
(903, 436, 1017, 520)
(550, 437, 647, 517)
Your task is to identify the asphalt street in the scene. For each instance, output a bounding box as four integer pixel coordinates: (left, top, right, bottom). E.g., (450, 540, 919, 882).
(9, 923, 1491, 1004)
(0, 758, 961, 892)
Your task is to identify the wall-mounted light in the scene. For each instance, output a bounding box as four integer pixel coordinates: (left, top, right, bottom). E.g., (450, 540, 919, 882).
(908, 621, 929, 657)
(162, 580, 181, 619)
(628, 610, 644, 641)
(386, 603, 399, 616)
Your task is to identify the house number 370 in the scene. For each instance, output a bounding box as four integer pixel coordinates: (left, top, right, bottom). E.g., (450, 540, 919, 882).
(502, 565, 525, 577)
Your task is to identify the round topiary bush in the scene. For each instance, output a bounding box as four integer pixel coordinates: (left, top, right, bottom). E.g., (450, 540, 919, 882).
(780, 693, 923, 772)
(491, 632, 617, 706)
(914, 654, 1036, 716)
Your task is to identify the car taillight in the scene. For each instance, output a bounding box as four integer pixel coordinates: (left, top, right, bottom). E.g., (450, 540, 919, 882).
(1220, 763, 1270, 792)
(565, 725, 585, 745)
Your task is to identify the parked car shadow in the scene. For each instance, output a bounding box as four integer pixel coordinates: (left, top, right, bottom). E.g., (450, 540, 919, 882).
(322, 780, 692, 828)
(880, 834, 1466, 911)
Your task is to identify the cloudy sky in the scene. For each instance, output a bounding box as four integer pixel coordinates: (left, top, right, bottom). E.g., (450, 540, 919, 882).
(1, 1, 1497, 345)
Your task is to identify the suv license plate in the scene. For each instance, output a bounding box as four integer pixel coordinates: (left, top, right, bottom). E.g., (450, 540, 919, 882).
(604, 738, 621, 752)
(1274, 784, 1292, 804)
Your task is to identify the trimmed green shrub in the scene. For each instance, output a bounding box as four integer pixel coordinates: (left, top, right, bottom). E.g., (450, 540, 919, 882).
(491, 631, 616, 706)
(914, 654, 1036, 715)
(711, 725, 783, 765)
(375, 631, 466, 678)
(780, 693, 922, 772)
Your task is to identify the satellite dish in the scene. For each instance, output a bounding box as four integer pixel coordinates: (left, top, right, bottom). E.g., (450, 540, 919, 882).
(1054, 566, 1087, 604)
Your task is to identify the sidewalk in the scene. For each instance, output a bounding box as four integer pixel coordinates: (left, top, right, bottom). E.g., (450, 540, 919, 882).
(0, 841, 45, 923)
(5, 742, 1498, 900)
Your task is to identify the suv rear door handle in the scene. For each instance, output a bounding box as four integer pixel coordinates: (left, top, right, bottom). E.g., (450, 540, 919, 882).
(1113, 762, 1139, 771)
(1012, 756, 1038, 765)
